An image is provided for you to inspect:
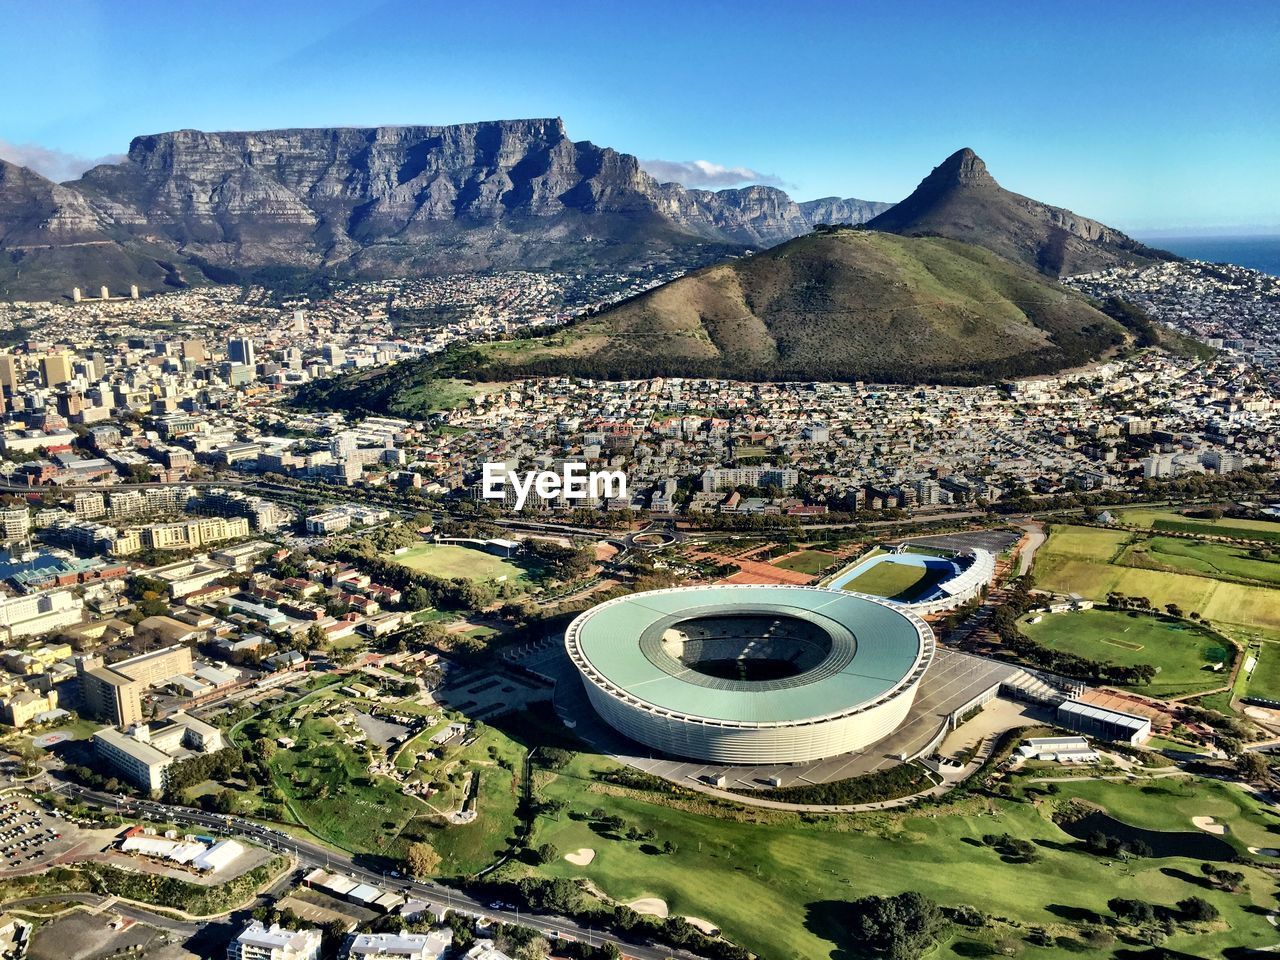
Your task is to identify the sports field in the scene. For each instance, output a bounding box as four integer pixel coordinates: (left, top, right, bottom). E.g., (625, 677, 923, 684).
(838, 556, 954, 601)
(1120, 536, 1280, 587)
(525, 753, 1277, 959)
(1034, 524, 1280, 641)
(390, 543, 533, 583)
(1115, 508, 1280, 543)
(1021, 608, 1228, 698)
(772, 549, 837, 575)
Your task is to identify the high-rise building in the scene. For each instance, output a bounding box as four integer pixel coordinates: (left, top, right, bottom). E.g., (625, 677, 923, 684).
(323, 344, 345, 367)
(39, 352, 73, 388)
(179, 340, 207, 363)
(227, 337, 256, 367)
(0, 354, 16, 393)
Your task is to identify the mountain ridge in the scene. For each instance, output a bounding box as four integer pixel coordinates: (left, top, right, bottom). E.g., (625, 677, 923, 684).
(0, 119, 888, 298)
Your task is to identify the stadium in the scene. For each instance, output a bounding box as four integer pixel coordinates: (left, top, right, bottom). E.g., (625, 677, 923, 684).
(564, 584, 935, 764)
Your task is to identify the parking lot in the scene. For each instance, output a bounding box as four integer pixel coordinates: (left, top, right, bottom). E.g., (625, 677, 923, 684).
(0, 795, 63, 868)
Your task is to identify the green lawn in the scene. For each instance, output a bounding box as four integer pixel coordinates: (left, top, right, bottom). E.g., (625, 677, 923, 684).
(1114, 508, 1280, 543)
(772, 549, 837, 575)
(1021, 608, 1230, 698)
(250, 690, 523, 875)
(390, 543, 534, 583)
(843, 557, 950, 601)
(1120, 535, 1280, 587)
(1243, 640, 1280, 701)
(1034, 524, 1280, 642)
(522, 754, 1279, 959)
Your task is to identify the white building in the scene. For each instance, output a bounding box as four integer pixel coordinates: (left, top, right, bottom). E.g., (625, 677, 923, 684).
(0, 589, 83, 643)
(229, 921, 322, 960)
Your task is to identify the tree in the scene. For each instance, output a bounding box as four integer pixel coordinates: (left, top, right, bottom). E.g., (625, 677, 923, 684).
(847, 891, 949, 960)
(405, 841, 441, 878)
(1108, 897, 1154, 925)
(1177, 896, 1219, 922)
(1235, 750, 1270, 782)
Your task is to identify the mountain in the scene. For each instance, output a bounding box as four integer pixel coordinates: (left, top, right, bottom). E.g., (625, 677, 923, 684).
(297, 228, 1130, 415)
(0, 120, 889, 298)
(866, 148, 1174, 277)
(798, 196, 894, 226)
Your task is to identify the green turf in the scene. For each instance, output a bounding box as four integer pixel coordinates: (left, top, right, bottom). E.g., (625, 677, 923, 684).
(1033, 524, 1280, 642)
(390, 543, 534, 583)
(256, 690, 522, 874)
(1243, 640, 1280, 701)
(1020, 608, 1229, 697)
(523, 754, 1278, 959)
(1120, 536, 1280, 587)
(843, 558, 950, 601)
(772, 549, 836, 575)
(1115, 508, 1280, 543)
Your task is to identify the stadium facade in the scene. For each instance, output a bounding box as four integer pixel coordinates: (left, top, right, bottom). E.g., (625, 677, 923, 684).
(565, 584, 935, 764)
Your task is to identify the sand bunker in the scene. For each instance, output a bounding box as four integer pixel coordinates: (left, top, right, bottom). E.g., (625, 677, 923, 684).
(628, 898, 669, 918)
(564, 847, 596, 866)
(684, 916, 720, 936)
(1192, 816, 1228, 835)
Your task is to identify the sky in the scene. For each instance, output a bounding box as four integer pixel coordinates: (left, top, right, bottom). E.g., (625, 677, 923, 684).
(1, 0, 1277, 233)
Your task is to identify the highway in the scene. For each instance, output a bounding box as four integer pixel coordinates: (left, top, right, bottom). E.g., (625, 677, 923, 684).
(40, 780, 698, 960)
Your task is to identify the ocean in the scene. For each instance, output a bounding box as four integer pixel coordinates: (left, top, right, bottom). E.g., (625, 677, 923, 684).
(1136, 235, 1280, 277)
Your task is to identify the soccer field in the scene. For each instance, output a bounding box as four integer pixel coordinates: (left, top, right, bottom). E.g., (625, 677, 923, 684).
(390, 543, 533, 583)
(843, 556, 952, 601)
(1021, 608, 1229, 698)
(772, 549, 836, 575)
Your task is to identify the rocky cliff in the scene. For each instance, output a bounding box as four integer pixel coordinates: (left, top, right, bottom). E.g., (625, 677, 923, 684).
(866, 148, 1173, 276)
(0, 119, 888, 297)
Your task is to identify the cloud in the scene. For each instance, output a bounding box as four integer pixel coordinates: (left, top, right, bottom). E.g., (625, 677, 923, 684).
(641, 158, 788, 190)
(0, 140, 124, 183)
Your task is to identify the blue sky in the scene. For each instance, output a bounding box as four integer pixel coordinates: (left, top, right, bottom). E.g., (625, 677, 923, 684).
(2, 0, 1277, 232)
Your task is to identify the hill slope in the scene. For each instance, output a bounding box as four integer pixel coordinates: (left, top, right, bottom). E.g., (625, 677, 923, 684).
(867, 148, 1174, 277)
(297, 229, 1129, 415)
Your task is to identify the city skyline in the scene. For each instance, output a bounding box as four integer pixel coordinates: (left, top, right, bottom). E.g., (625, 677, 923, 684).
(1, 0, 1277, 232)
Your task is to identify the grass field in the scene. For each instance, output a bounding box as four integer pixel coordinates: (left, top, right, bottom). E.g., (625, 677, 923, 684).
(772, 549, 836, 575)
(1115, 508, 1280, 543)
(1021, 609, 1229, 698)
(522, 753, 1278, 959)
(1034, 524, 1280, 642)
(843, 558, 951, 601)
(1120, 535, 1280, 587)
(390, 543, 534, 583)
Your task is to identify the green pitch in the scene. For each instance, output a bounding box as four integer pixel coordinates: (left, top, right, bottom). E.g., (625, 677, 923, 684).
(390, 543, 533, 583)
(1021, 608, 1228, 697)
(843, 558, 950, 601)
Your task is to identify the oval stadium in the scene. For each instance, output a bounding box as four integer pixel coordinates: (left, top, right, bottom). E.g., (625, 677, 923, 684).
(564, 584, 936, 764)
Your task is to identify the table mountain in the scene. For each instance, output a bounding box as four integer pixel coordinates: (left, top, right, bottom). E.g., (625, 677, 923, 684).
(867, 148, 1174, 276)
(0, 119, 888, 299)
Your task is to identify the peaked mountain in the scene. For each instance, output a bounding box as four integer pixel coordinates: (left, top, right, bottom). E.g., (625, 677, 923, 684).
(867, 148, 1174, 276)
(0, 119, 888, 298)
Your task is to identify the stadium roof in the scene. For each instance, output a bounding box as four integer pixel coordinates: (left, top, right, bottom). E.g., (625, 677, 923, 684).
(567, 585, 931, 724)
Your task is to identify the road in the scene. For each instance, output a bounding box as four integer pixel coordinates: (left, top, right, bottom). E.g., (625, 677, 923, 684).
(35, 781, 700, 960)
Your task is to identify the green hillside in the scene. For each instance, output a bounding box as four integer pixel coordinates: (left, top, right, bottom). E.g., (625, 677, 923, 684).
(297, 229, 1130, 417)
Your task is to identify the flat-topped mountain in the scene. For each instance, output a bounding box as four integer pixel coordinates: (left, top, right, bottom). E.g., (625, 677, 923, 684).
(867, 148, 1174, 276)
(0, 120, 888, 298)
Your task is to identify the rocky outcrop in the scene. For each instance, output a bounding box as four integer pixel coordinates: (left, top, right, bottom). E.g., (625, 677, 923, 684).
(867, 148, 1174, 276)
(0, 119, 892, 297)
(798, 196, 894, 227)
